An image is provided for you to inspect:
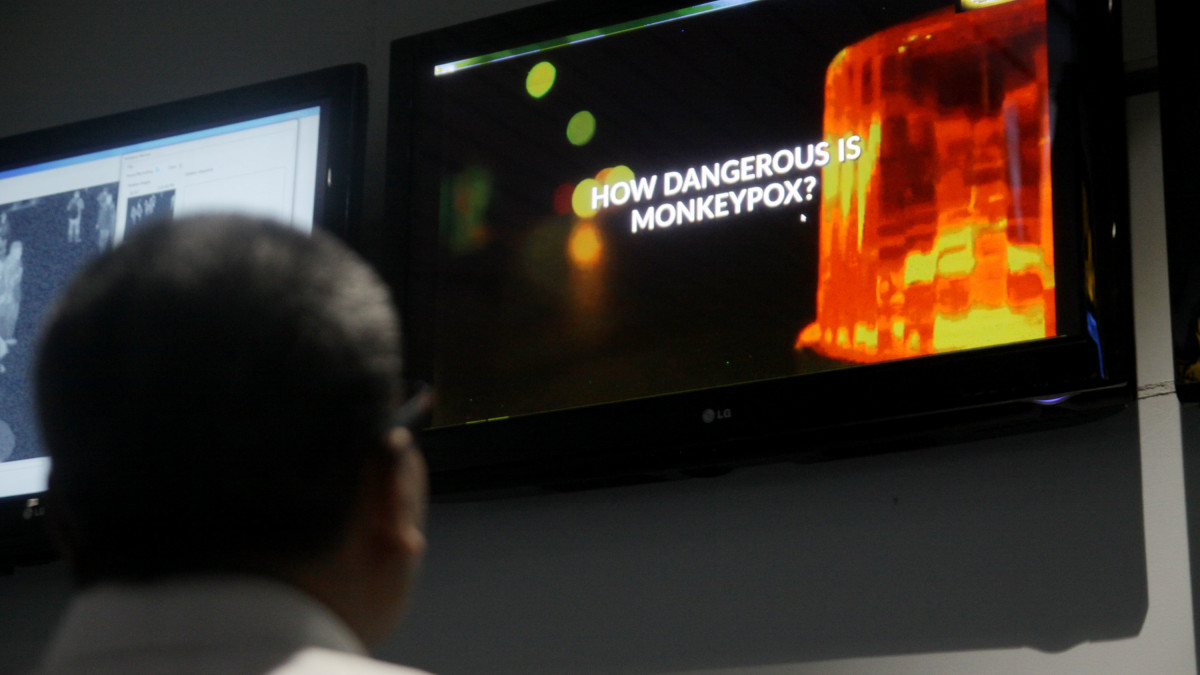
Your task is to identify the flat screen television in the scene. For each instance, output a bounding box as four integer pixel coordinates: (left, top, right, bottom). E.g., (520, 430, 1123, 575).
(0, 63, 367, 567)
(386, 0, 1132, 494)
(1159, 1, 1200, 402)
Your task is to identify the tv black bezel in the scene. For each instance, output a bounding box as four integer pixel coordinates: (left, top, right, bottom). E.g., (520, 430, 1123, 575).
(1158, 0, 1200, 403)
(385, 0, 1133, 495)
(0, 63, 368, 568)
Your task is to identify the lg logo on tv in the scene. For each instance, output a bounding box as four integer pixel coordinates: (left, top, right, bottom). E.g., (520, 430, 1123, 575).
(702, 408, 733, 424)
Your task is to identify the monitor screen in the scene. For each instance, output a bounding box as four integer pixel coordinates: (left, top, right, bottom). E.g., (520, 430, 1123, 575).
(0, 64, 366, 557)
(387, 0, 1130, 492)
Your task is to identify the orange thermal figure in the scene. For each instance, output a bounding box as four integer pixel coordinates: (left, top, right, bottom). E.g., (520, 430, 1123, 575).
(799, 0, 1053, 363)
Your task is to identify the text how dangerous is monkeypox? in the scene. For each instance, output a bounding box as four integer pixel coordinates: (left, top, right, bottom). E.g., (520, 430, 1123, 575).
(591, 135, 863, 234)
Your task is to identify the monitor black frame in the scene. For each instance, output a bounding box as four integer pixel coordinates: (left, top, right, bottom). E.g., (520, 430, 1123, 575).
(1159, 0, 1200, 403)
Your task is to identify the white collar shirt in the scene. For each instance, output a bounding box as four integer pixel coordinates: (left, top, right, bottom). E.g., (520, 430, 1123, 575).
(36, 576, 431, 675)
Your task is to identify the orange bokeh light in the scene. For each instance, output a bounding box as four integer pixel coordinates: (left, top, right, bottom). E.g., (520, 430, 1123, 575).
(568, 220, 603, 269)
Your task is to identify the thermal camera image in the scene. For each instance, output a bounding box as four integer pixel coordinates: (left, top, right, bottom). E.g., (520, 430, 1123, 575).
(420, 0, 1054, 426)
(801, 0, 1052, 362)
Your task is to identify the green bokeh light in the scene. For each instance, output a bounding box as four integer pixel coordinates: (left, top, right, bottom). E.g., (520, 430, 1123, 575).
(567, 110, 596, 146)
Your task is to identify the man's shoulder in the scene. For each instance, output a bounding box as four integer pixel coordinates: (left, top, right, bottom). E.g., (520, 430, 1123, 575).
(29, 646, 432, 675)
(272, 647, 433, 675)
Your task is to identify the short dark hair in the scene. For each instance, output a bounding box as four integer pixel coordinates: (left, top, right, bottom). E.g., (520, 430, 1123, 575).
(35, 215, 403, 586)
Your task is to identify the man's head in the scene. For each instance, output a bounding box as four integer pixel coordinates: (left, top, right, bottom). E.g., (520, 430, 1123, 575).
(35, 214, 427, 640)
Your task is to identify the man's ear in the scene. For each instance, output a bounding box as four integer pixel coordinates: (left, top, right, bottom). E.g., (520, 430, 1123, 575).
(292, 431, 430, 648)
(364, 428, 428, 558)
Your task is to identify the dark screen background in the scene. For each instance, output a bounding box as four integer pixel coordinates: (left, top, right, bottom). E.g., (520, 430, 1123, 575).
(412, 0, 1042, 426)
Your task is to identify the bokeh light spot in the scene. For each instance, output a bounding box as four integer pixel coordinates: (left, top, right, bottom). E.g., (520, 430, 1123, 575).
(526, 61, 556, 99)
(570, 166, 636, 218)
(553, 182, 575, 215)
(444, 165, 493, 256)
(605, 165, 635, 186)
(569, 220, 603, 270)
(567, 111, 596, 146)
(572, 178, 600, 218)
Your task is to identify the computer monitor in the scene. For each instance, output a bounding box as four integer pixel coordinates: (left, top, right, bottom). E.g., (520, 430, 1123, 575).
(386, 0, 1132, 494)
(0, 63, 366, 565)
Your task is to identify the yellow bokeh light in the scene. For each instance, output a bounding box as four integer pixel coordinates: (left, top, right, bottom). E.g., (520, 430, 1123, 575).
(572, 178, 600, 218)
(571, 166, 636, 218)
(526, 61, 556, 98)
(605, 165, 635, 186)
